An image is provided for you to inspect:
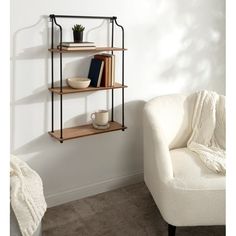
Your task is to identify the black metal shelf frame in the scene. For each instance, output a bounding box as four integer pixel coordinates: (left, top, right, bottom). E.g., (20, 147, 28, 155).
(49, 14, 125, 143)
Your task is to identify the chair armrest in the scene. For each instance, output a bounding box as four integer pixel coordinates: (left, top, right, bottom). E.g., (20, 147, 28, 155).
(143, 106, 174, 183)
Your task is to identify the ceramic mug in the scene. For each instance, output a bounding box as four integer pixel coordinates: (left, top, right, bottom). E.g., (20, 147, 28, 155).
(91, 110, 109, 126)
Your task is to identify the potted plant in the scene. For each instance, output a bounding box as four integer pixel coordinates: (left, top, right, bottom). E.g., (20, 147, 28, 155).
(72, 24, 85, 43)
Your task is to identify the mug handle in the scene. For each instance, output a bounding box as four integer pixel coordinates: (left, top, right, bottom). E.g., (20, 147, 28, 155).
(90, 113, 95, 122)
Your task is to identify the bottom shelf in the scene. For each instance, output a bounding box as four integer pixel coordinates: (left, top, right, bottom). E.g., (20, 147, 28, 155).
(48, 121, 127, 142)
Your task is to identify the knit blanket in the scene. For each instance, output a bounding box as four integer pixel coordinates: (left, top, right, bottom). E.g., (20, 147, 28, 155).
(187, 90, 226, 175)
(10, 155, 47, 236)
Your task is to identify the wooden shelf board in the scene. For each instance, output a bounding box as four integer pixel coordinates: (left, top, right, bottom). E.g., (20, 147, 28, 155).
(49, 82, 127, 94)
(48, 47, 127, 53)
(48, 121, 127, 141)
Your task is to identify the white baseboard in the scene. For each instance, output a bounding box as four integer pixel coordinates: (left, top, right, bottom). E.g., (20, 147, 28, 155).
(46, 171, 144, 208)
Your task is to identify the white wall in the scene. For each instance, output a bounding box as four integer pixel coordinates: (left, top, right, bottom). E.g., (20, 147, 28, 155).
(10, 0, 225, 207)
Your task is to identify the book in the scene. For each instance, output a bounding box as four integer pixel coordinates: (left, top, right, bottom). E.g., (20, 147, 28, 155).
(107, 56, 112, 86)
(60, 41, 95, 47)
(101, 53, 115, 86)
(88, 58, 104, 87)
(110, 54, 115, 86)
(57, 45, 96, 50)
(94, 54, 110, 87)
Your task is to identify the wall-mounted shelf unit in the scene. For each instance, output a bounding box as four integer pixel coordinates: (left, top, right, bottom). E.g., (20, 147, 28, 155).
(48, 14, 127, 143)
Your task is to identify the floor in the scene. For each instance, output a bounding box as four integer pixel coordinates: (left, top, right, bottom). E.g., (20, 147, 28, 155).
(43, 182, 225, 236)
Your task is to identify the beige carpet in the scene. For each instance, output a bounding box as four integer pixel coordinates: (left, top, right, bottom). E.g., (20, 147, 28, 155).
(43, 182, 225, 236)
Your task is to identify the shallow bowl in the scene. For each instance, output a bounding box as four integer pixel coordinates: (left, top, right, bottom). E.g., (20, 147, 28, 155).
(67, 77, 91, 89)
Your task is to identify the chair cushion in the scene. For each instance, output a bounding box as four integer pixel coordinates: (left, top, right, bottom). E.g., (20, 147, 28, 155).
(170, 148, 225, 190)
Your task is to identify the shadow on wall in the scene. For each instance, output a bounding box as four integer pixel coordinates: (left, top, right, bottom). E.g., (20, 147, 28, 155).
(158, 0, 225, 91)
(11, 15, 49, 151)
(128, 0, 225, 94)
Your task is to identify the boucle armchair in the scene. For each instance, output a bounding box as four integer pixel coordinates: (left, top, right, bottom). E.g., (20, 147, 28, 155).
(143, 93, 225, 236)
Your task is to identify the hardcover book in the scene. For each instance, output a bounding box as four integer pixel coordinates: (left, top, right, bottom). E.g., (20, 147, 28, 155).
(88, 58, 104, 87)
(101, 54, 115, 86)
(94, 54, 110, 87)
(57, 45, 96, 50)
(110, 54, 115, 86)
(60, 41, 95, 47)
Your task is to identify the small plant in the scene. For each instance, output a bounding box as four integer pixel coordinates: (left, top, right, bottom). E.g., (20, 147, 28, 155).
(72, 24, 85, 32)
(72, 24, 85, 42)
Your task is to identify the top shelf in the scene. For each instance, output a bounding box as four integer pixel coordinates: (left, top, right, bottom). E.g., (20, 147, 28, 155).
(48, 47, 127, 53)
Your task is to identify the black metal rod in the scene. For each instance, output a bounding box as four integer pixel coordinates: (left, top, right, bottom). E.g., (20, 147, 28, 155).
(51, 17, 54, 133)
(53, 17, 63, 141)
(50, 14, 117, 20)
(60, 94, 63, 142)
(114, 19, 125, 128)
(111, 19, 114, 122)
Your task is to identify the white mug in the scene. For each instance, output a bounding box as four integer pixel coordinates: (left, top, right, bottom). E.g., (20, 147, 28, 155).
(91, 110, 109, 126)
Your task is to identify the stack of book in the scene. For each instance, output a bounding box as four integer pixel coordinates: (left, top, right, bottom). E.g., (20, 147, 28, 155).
(88, 54, 115, 87)
(57, 42, 96, 50)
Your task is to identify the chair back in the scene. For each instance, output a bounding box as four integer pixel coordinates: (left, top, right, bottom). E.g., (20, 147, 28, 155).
(144, 93, 197, 149)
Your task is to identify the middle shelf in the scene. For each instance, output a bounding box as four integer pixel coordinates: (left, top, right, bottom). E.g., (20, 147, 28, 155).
(49, 82, 128, 94)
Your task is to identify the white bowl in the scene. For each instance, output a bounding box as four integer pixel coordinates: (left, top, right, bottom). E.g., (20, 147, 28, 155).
(67, 77, 91, 89)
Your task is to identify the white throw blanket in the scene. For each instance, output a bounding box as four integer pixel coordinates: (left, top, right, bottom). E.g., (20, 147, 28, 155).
(10, 155, 47, 236)
(187, 90, 226, 175)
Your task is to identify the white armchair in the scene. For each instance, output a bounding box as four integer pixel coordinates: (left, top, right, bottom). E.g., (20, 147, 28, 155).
(143, 93, 225, 236)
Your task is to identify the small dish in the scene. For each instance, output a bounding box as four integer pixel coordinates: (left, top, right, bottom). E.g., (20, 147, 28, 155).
(67, 77, 91, 89)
